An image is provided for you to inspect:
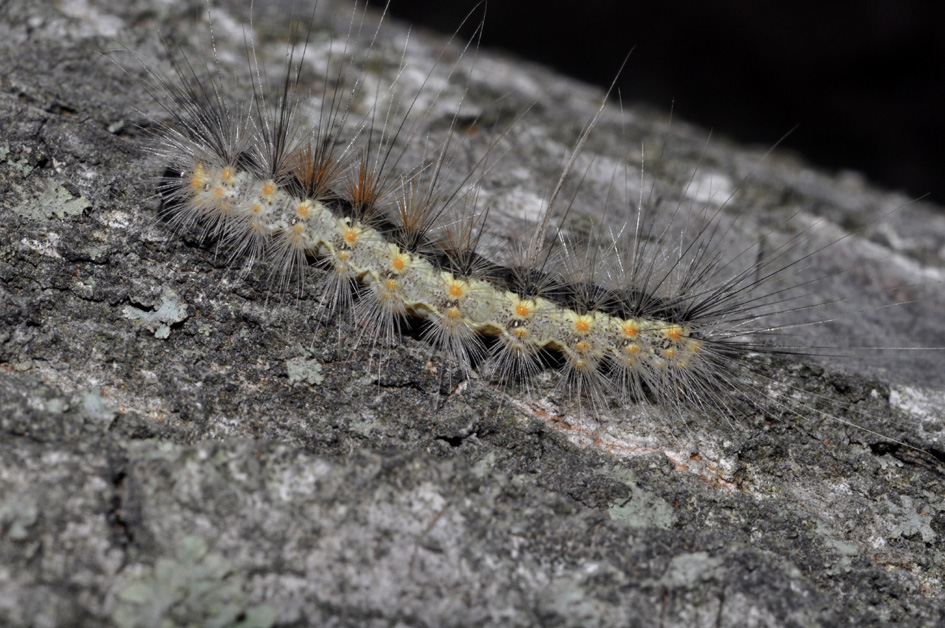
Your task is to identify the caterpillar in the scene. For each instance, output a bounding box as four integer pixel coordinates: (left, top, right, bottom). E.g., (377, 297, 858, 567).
(122, 0, 945, 465)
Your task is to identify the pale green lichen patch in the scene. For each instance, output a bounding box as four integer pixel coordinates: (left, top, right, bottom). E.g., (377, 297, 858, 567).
(12, 179, 90, 220)
(0, 492, 39, 541)
(111, 536, 276, 628)
(285, 355, 324, 386)
(122, 289, 189, 338)
(0, 142, 35, 177)
(80, 390, 118, 428)
(606, 467, 675, 530)
(659, 552, 725, 587)
(886, 495, 936, 543)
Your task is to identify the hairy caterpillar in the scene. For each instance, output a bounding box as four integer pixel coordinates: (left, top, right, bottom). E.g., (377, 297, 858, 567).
(122, 0, 945, 466)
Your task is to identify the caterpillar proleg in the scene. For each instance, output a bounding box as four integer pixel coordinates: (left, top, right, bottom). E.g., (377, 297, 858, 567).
(118, 0, 945, 466)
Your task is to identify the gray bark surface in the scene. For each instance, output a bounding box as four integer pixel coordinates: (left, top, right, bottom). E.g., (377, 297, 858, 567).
(1, 1, 944, 626)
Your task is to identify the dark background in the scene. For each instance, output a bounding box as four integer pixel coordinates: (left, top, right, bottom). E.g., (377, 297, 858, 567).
(388, 1, 945, 206)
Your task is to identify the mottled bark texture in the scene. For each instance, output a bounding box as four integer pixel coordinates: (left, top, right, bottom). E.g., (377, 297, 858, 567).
(1, 1, 944, 626)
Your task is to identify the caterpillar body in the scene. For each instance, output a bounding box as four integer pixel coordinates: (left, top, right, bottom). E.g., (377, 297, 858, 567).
(127, 0, 945, 464)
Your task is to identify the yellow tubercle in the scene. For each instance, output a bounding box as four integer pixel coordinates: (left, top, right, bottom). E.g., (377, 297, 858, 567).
(449, 281, 466, 298)
(288, 223, 306, 245)
(189, 163, 209, 190)
(572, 313, 593, 335)
(388, 246, 411, 274)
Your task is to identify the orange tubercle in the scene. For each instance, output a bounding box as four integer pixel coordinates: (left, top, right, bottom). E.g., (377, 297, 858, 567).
(574, 317, 591, 334)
